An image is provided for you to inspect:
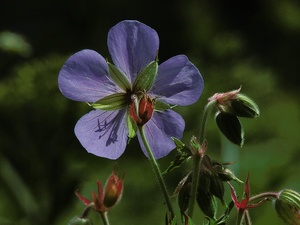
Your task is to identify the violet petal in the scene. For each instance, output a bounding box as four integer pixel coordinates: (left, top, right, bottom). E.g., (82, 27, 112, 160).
(151, 55, 204, 106)
(58, 49, 122, 102)
(74, 108, 128, 159)
(137, 110, 185, 159)
(107, 20, 159, 84)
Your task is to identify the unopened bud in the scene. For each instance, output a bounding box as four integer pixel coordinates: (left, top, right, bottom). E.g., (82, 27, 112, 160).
(214, 164, 243, 184)
(210, 87, 260, 118)
(197, 188, 217, 219)
(129, 93, 155, 126)
(103, 172, 123, 208)
(215, 112, 244, 147)
(178, 180, 192, 213)
(275, 189, 300, 225)
(209, 175, 225, 205)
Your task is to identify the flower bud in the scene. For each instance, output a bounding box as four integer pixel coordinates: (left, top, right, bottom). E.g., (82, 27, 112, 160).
(68, 217, 93, 225)
(214, 164, 243, 184)
(197, 188, 217, 219)
(215, 112, 244, 147)
(129, 93, 155, 126)
(209, 174, 225, 205)
(275, 189, 300, 225)
(103, 171, 124, 209)
(178, 179, 192, 213)
(209, 87, 260, 118)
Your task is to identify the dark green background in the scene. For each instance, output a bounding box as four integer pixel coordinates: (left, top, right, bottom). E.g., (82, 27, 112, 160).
(1, 0, 300, 224)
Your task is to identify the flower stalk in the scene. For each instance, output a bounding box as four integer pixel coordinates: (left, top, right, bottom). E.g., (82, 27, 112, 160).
(187, 99, 216, 218)
(138, 126, 175, 216)
(100, 212, 110, 225)
(249, 192, 279, 203)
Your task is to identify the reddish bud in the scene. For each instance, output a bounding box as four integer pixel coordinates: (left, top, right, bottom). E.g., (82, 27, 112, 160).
(103, 171, 123, 208)
(75, 168, 124, 213)
(129, 94, 155, 126)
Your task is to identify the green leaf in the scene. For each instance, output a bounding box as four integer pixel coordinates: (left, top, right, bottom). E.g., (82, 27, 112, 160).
(91, 93, 127, 110)
(107, 62, 132, 91)
(162, 138, 192, 175)
(133, 60, 158, 92)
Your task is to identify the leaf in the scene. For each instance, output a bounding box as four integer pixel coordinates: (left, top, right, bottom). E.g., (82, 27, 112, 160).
(162, 138, 192, 174)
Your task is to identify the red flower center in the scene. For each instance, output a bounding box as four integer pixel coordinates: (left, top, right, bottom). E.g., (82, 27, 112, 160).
(129, 93, 155, 126)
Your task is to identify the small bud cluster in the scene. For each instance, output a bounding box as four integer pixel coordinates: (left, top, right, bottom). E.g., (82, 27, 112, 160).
(176, 155, 241, 220)
(209, 87, 260, 147)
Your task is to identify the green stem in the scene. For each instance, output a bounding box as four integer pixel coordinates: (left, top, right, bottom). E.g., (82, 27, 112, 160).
(138, 126, 175, 216)
(186, 149, 203, 217)
(187, 100, 216, 218)
(100, 212, 110, 225)
(236, 209, 245, 225)
(198, 99, 216, 144)
(81, 203, 94, 218)
(244, 210, 252, 225)
(249, 192, 279, 203)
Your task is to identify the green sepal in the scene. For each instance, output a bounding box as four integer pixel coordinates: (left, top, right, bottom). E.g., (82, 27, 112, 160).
(275, 190, 300, 225)
(165, 213, 178, 225)
(107, 62, 132, 91)
(91, 93, 127, 110)
(209, 175, 225, 205)
(155, 100, 173, 112)
(197, 188, 217, 220)
(205, 201, 234, 225)
(215, 112, 244, 147)
(230, 93, 260, 118)
(214, 164, 243, 184)
(162, 138, 192, 175)
(133, 60, 158, 92)
(126, 114, 138, 142)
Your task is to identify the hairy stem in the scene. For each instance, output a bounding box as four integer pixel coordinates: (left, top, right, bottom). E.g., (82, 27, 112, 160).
(249, 192, 279, 203)
(187, 100, 216, 218)
(138, 126, 175, 216)
(198, 99, 216, 144)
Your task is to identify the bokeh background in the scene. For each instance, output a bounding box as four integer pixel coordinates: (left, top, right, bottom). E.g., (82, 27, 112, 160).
(1, 0, 300, 224)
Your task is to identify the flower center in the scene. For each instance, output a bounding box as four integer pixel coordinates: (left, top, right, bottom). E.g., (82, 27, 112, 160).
(129, 93, 156, 126)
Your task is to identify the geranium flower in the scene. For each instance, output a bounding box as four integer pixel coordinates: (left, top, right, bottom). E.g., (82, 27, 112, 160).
(58, 20, 203, 159)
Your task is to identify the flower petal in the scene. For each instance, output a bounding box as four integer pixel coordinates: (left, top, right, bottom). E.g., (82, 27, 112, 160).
(74, 108, 128, 159)
(151, 55, 204, 106)
(58, 49, 122, 102)
(107, 20, 159, 83)
(137, 110, 185, 159)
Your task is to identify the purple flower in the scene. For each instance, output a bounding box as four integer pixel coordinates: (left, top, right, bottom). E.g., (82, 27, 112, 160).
(58, 20, 203, 159)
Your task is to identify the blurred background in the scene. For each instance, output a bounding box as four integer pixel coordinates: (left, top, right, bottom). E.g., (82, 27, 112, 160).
(1, 0, 300, 224)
